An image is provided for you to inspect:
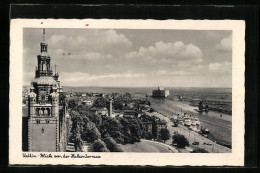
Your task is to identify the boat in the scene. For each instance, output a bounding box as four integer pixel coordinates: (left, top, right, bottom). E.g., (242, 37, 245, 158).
(193, 118, 201, 125)
(197, 100, 209, 112)
(199, 126, 210, 137)
(184, 117, 191, 126)
(194, 109, 203, 113)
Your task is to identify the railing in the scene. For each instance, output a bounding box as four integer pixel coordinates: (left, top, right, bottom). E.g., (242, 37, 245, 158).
(35, 70, 53, 77)
(38, 100, 51, 104)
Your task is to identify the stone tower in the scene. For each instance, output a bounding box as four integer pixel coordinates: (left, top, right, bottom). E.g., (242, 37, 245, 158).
(108, 99, 113, 117)
(26, 29, 63, 152)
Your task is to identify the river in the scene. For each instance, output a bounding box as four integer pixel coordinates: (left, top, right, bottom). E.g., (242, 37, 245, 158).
(149, 97, 232, 147)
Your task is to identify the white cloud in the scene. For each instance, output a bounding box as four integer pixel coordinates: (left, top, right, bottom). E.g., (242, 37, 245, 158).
(105, 30, 132, 47)
(209, 61, 232, 72)
(53, 49, 113, 61)
(215, 35, 232, 52)
(82, 52, 113, 60)
(49, 34, 67, 45)
(154, 70, 191, 76)
(61, 72, 146, 84)
(125, 41, 203, 65)
(47, 29, 132, 52)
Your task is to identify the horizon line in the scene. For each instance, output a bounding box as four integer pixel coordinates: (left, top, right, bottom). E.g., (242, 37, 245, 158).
(23, 84, 231, 89)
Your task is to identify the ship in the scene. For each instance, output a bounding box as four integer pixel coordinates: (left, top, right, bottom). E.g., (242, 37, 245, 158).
(195, 100, 209, 113)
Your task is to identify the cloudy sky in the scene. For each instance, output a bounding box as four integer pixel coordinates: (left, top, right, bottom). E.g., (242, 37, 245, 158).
(23, 28, 232, 88)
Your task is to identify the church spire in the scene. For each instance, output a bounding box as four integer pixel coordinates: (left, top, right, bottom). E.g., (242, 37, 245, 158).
(41, 28, 48, 53)
(43, 28, 45, 42)
(35, 29, 52, 77)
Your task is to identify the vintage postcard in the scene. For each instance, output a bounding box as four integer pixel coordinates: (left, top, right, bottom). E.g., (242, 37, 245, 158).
(9, 19, 245, 166)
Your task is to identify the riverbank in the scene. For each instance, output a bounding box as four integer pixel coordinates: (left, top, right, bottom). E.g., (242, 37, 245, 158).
(146, 111, 231, 153)
(149, 97, 232, 148)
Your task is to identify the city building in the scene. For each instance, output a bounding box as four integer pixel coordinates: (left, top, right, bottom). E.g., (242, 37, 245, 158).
(123, 110, 138, 117)
(156, 120, 167, 140)
(82, 99, 93, 106)
(142, 121, 153, 132)
(97, 108, 108, 116)
(152, 86, 170, 98)
(22, 29, 69, 152)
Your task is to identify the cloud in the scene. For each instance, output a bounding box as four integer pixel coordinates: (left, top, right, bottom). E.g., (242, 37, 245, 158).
(105, 30, 132, 47)
(215, 35, 232, 52)
(61, 72, 146, 83)
(125, 41, 203, 65)
(47, 29, 132, 52)
(53, 49, 113, 61)
(154, 70, 191, 76)
(49, 34, 67, 45)
(209, 61, 231, 72)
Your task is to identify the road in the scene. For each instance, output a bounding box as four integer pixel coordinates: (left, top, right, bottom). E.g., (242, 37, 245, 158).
(120, 139, 178, 153)
(146, 111, 231, 153)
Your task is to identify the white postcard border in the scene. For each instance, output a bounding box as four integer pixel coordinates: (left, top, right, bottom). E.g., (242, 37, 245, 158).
(9, 19, 245, 166)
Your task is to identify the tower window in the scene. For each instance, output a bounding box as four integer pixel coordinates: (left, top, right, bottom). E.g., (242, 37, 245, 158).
(36, 120, 40, 124)
(44, 109, 48, 115)
(46, 120, 49, 124)
(41, 127, 44, 133)
(39, 110, 43, 115)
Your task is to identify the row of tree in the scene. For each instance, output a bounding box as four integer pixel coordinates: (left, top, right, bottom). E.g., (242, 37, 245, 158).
(68, 97, 208, 153)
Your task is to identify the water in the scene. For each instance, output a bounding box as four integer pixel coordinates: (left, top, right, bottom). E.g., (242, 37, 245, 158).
(149, 97, 231, 147)
(63, 86, 231, 100)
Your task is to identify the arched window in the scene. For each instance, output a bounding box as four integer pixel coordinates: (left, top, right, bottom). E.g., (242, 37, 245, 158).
(44, 109, 48, 115)
(47, 108, 50, 116)
(39, 109, 43, 115)
(36, 108, 40, 115)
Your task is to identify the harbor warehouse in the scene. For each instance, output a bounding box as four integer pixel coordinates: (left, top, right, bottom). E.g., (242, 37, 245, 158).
(152, 87, 169, 98)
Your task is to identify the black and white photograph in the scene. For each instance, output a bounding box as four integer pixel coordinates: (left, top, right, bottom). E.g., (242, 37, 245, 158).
(9, 19, 245, 166)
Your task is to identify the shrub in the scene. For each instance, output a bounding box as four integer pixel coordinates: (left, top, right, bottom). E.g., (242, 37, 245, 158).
(103, 137, 123, 152)
(146, 131, 154, 140)
(172, 134, 189, 149)
(92, 139, 109, 152)
(159, 128, 170, 143)
(191, 148, 209, 153)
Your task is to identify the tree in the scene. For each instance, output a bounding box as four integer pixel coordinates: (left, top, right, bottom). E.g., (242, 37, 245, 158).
(172, 134, 189, 149)
(103, 136, 123, 152)
(68, 99, 77, 109)
(191, 148, 209, 153)
(70, 123, 83, 151)
(69, 110, 84, 151)
(159, 128, 170, 143)
(101, 117, 123, 143)
(73, 132, 83, 152)
(146, 131, 154, 140)
(93, 97, 107, 108)
(83, 122, 101, 142)
(92, 139, 109, 152)
(113, 100, 123, 110)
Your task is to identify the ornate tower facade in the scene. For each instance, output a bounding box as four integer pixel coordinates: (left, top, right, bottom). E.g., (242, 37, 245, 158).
(26, 29, 67, 152)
